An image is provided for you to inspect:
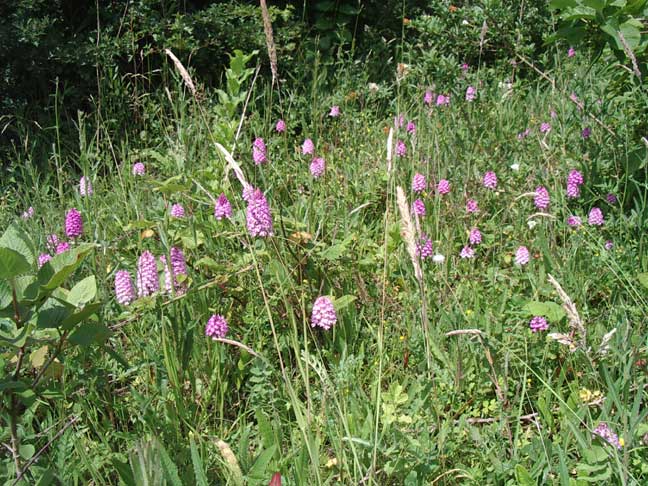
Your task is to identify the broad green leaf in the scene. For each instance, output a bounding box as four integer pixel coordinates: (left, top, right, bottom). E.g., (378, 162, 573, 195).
(15, 275, 39, 303)
(61, 303, 101, 330)
(67, 276, 97, 307)
(0, 319, 32, 348)
(522, 301, 566, 322)
(38, 243, 94, 290)
(37, 298, 74, 328)
(0, 248, 31, 279)
(69, 322, 111, 346)
(0, 223, 35, 265)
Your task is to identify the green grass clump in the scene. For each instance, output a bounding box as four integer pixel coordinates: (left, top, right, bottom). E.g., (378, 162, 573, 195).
(2, 49, 648, 485)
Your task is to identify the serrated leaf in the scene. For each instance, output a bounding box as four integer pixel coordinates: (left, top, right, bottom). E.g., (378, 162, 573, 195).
(157, 440, 183, 486)
(190, 436, 209, 486)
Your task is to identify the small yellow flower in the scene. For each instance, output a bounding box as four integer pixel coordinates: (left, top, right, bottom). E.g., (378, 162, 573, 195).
(465, 309, 473, 316)
(399, 335, 406, 341)
(619, 437, 625, 447)
(325, 457, 338, 468)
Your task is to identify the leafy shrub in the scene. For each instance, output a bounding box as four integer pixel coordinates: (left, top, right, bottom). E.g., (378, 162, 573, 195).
(406, 1, 552, 76)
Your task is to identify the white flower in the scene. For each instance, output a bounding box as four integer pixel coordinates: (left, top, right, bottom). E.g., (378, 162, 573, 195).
(462, 19, 469, 25)
(510, 163, 520, 171)
(368, 82, 379, 93)
(527, 220, 538, 229)
(432, 254, 445, 263)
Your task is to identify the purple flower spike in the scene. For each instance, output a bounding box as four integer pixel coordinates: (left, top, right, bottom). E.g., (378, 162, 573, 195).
(310, 157, 326, 178)
(65, 208, 83, 239)
(460, 246, 475, 259)
(593, 423, 622, 449)
(214, 193, 232, 220)
(38, 253, 52, 268)
(437, 179, 451, 195)
(567, 215, 582, 227)
(529, 316, 548, 332)
(412, 173, 426, 193)
(534, 186, 550, 210)
(466, 199, 479, 213)
(311, 296, 337, 330)
(115, 270, 136, 306)
(246, 189, 274, 237)
(515, 246, 530, 266)
(469, 228, 482, 245)
(275, 119, 286, 133)
(588, 207, 604, 226)
(412, 198, 426, 216)
(170, 203, 185, 218)
(79, 176, 93, 196)
(567, 183, 581, 199)
(416, 236, 433, 259)
(252, 137, 267, 165)
(136, 250, 159, 297)
(205, 314, 229, 339)
(55, 242, 70, 254)
(483, 171, 497, 190)
(395, 140, 407, 157)
(132, 162, 145, 176)
(302, 138, 315, 155)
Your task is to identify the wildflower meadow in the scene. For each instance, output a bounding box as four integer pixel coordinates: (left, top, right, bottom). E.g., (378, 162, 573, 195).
(2, 1, 648, 484)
